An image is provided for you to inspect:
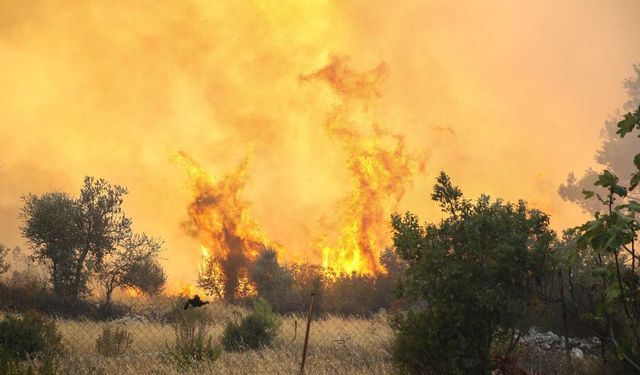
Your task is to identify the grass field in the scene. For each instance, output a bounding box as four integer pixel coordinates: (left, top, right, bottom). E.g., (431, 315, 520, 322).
(52, 311, 393, 374)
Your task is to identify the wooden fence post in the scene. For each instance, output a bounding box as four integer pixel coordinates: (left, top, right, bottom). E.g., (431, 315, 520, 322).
(299, 293, 315, 375)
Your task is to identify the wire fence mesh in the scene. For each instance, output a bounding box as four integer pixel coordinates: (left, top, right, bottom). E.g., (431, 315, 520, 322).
(0, 295, 615, 374)
(1, 296, 394, 374)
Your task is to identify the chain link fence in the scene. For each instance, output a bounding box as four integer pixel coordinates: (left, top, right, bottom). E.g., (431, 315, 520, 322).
(1, 296, 615, 374)
(4, 296, 393, 374)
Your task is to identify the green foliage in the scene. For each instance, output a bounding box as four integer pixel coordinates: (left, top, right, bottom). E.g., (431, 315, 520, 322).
(390, 172, 554, 374)
(574, 104, 640, 371)
(95, 325, 133, 357)
(121, 256, 166, 295)
(248, 247, 294, 305)
(0, 347, 61, 375)
(21, 177, 132, 298)
(0, 311, 63, 363)
(222, 298, 281, 351)
(20, 176, 167, 304)
(98, 233, 166, 308)
(323, 272, 395, 316)
(165, 306, 220, 367)
(20, 192, 84, 296)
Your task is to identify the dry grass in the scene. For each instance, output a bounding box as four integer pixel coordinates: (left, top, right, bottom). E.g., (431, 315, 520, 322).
(52, 307, 394, 374)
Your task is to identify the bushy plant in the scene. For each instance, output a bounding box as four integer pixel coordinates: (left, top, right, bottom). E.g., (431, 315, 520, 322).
(0, 347, 60, 375)
(248, 247, 294, 308)
(390, 173, 554, 374)
(0, 312, 63, 375)
(165, 306, 220, 367)
(0, 311, 64, 360)
(95, 325, 133, 357)
(574, 104, 640, 371)
(222, 298, 281, 351)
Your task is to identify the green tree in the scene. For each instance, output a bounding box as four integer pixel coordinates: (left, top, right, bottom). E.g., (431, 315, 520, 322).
(248, 247, 293, 304)
(576, 104, 640, 371)
(97, 233, 166, 308)
(122, 256, 166, 295)
(20, 192, 83, 296)
(21, 177, 133, 298)
(390, 172, 555, 374)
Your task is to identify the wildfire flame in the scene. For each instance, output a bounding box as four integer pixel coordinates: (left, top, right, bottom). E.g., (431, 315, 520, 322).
(302, 57, 422, 274)
(176, 58, 422, 292)
(123, 286, 142, 298)
(175, 152, 267, 301)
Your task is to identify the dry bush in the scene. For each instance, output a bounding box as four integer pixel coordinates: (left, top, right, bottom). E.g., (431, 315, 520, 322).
(95, 325, 133, 357)
(49, 311, 393, 374)
(164, 306, 220, 367)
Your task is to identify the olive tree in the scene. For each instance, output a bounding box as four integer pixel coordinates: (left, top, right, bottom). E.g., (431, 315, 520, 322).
(20, 176, 166, 300)
(97, 233, 166, 307)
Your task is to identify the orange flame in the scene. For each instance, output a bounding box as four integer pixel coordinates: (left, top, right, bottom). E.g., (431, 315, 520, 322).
(123, 286, 142, 297)
(302, 57, 422, 274)
(175, 152, 265, 300)
(175, 59, 422, 284)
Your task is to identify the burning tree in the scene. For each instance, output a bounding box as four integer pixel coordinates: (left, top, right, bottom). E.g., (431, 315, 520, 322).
(177, 153, 266, 303)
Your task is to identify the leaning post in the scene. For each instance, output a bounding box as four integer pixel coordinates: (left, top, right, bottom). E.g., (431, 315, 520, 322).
(299, 292, 315, 375)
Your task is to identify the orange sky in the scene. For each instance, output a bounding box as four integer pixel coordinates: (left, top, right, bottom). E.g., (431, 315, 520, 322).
(1, 0, 640, 284)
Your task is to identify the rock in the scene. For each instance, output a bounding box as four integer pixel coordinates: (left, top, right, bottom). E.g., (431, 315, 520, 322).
(570, 347, 584, 360)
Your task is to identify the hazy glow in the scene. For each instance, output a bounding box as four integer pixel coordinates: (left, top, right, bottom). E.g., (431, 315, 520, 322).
(1, 0, 639, 286)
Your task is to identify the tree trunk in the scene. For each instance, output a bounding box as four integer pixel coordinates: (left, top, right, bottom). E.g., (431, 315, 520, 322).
(71, 245, 91, 297)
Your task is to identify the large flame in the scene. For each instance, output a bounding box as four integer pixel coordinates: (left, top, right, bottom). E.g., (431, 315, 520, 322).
(302, 57, 422, 274)
(175, 58, 421, 281)
(175, 151, 267, 300)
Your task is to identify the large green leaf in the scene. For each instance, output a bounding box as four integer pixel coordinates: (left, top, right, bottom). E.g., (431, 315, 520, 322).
(630, 172, 640, 191)
(595, 170, 618, 188)
(617, 111, 639, 137)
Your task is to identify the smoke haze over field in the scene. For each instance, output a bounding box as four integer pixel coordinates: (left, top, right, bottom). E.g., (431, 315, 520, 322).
(1, 1, 640, 285)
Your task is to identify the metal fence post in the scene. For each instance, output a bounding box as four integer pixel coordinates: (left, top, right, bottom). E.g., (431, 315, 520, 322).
(299, 293, 315, 375)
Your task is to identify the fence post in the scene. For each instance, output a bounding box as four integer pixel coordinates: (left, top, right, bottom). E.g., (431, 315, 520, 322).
(299, 293, 315, 375)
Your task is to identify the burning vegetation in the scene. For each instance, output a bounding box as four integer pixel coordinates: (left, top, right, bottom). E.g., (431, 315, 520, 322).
(175, 58, 422, 299)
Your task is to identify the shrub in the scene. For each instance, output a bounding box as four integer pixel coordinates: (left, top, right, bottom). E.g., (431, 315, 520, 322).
(0, 311, 64, 360)
(0, 347, 61, 375)
(165, 306, 220, 367)
(390, 173, 555, 374)
(95, 325, 133, 357)
(222, 298, 281, 351)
